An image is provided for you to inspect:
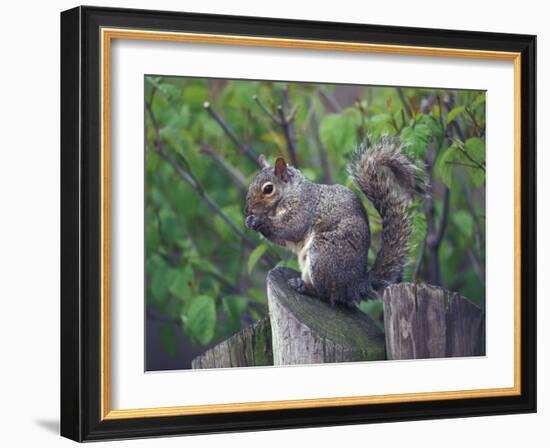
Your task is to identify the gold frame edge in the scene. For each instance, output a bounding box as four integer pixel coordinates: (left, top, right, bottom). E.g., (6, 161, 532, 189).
(100, 27, 522, 421)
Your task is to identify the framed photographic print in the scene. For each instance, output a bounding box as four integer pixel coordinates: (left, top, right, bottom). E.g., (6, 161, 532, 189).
(60, 6, 536, 442)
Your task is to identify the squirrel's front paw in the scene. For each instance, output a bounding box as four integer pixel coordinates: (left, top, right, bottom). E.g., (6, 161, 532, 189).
(288, 277, 307, 294)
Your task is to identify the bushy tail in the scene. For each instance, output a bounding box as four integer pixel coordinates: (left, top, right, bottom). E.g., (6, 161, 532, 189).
(348, 136, 425, 291)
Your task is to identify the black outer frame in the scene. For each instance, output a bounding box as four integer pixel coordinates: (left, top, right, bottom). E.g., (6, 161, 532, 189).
(60, 5, 536, 442)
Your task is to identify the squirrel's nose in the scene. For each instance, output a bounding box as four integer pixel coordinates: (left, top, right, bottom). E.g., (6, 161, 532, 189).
(245, 215, 259, 230)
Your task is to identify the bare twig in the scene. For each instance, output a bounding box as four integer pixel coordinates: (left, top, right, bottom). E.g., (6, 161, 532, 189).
(146, 102, 277, 265)
(445, 161, 481, 169)
(454, 139, 486, 172)
(200, 143, 248, 192)
(443, 94, 486, 287)
(253, 87, 299, 167)
(397, 87, 414, 121)
(465, 107, 483, 136)
(319, 87, 342, 113)
(281, 86, 299, 166)
(389, 111, 401, 133)
(203, 102, 260, 167)
(310, 107, 333, 184)
(467, 249, 485, 287)
(277, 104, 299, 167)
(432, 187, 450, 248)
(462, 176, 485, 281)
(422, 143, 450, 286)
(156, 147, 250, 243)
(253, 95, 280, 124)
(436, 96, 446, 131)
(147, 307, 181, 326)
(413, 240, 426, 281)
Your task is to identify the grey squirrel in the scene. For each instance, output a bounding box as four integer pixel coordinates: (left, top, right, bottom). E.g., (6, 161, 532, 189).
(244, 136, 425, 306)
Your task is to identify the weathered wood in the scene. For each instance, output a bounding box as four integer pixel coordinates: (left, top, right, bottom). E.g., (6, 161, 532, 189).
(383, 283, 485, 360)
(267, 267, 386, 365)
(191, 316, 273, 369)
(192, 274, 483, 369)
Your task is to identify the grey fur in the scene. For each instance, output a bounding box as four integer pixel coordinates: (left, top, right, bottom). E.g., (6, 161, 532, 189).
(348, 136, 425, 290)
(244, 137, 423, 305)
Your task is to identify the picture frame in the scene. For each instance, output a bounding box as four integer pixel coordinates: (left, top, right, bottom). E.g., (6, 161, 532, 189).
(60, 5, 536, 442)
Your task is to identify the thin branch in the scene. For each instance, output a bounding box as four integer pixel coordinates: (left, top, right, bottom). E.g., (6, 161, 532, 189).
(454, 139, 486, 172)
(467, 249, 485, 287)
(156, 147, 251, 244)
(280, 86, 299, 167)
(146, 102, 277, 265)
(436, 96, 446, 132)
(389, 111, 402, 133)
(148, 82, 158, 108)
(253, 89, 299, 167)
(277, 105, 299, 167)
(423, 143, 441, 285)
(413, 240, 426, 280)
(310, 107, 333, 184)
(200, 143, 248, 192)
(319, 87, 342, 113)
(465, 106, 482, 136)
(203, 101, 260, 167)
(433, 187, 450, 248)
(444, 96, 486, 287)
(147, 307, 181, 326)
(253, 95, 280, 124)
(462, 177, 484, 267)
(400, 108, 407, 130)
(397, 87, 414, 121)
(445, 161, 482, 169)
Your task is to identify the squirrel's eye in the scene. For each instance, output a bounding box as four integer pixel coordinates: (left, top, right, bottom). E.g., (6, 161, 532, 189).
(262, 183, 274, 195)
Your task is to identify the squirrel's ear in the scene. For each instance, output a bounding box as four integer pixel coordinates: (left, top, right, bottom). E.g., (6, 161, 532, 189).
(258, 154, 270, 169)
(274, 157, 289, 182)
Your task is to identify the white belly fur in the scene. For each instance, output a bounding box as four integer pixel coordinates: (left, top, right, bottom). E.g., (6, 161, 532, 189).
(285, 234, 314, 285)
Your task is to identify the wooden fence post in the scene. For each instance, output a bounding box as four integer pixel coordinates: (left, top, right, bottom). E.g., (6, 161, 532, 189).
(382, 283, 485, 360)
(267, 267, 386, 365)
(192, 272, 485, 369)
(191, 316, 273, 369)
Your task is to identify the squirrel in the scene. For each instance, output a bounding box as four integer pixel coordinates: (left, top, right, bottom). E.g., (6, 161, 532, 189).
(244, 136, 425, 306)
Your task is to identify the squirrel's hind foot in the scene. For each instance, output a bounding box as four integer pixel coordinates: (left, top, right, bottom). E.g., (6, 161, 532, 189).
(288, 277, 311, 295)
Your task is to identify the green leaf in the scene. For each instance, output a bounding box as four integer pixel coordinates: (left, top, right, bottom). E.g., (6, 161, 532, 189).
(275, 257, 299, 271)
(189, 257, 222, 278)
(213, 205, 243, 242)
(159, 323, 178, 357)
(434, 145, 458, 189)
(246, 287, 267, 304)
(366, 113, 393, 140)
(463, 137, 486, 187)
(183, 295, 216, 345)
(248, 244, 268, 274)
(452, 210, 474, 240)
(472, 93, 486, 109)
(402, 202, 427, 282)
(150, 258, 178, 306)
(168, 264, 194, 299)
(146, 77, 179, 101)
(319, 108, 361, 154)
(464, 137, 485, 163)
(357, 300, 384, 330)
(182, 86, 209, 109)
(400, 123, 431, 157)
(446, 105, 465, 125)
(190, 257, 235, 290)
(222, 295, 248, 334)
(419, 115, 444, 141)
(434, 139, 485, 189)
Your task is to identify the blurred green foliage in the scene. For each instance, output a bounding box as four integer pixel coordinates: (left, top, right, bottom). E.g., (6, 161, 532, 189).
(145, 76, 486, 361)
